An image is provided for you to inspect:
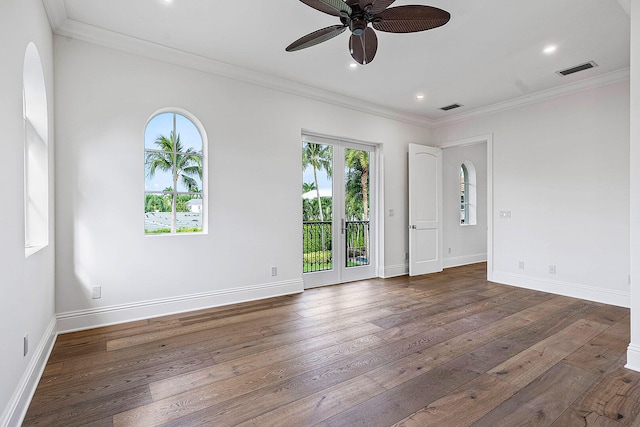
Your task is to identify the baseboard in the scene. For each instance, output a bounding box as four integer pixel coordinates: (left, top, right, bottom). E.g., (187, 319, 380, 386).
(491, 271, 630, 308)
(626, 344, 640, 372)
(383, 263, 409, 278)
(443, 253, 487, 269)
(2, 316, 57, 427)
(57, 279, 304, 333)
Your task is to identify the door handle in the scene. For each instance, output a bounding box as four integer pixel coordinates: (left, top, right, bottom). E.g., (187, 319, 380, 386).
(341, 219, 345, 235)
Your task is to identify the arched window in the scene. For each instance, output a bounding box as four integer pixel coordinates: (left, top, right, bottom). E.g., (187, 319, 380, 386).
(460, 161, 477, 226)
(23, 42, 49, 254)
(144, 111, 206, 234)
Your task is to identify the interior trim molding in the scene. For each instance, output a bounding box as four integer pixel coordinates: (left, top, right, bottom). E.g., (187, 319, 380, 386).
(626, 344, 640, 372)
(56, 279, 304, 333)
(42, 0, 629, 131)
(383, 263, 409, 278)
(431, 68, 630, 128)
(47, 17, 432, 129)
(443, 254, 487, 269)
(492, 271, 630, 308)
(2, 316, 57, 427)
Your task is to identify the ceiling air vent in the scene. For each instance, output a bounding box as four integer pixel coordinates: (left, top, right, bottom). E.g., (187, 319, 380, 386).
(440, 103, 463, 111)
(556, 61, 598, 76)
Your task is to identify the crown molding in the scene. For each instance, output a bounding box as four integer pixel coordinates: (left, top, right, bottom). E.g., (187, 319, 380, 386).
(431, 67, 630, 129)
(617, 0, 630, 17)
(42, 0, 628, 131)
(45, 2, 433, 129)
(41, 0, 67, 31)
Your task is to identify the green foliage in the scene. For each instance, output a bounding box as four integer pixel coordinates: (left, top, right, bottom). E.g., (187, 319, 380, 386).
(145, 228, 171, 234)
(303, 250, 332, 273)
(177, 227, 203, 233)
(145, 131, 202, 192)
(145, 194, 170, 213)
(145, 227, 202, 234)
(302, 196, 333, 221)
(303, 223, 332, 253)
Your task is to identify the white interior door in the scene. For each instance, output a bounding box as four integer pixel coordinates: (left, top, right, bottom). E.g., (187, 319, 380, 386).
(409, 144, 443, 276)
(302, 134, 376, 288)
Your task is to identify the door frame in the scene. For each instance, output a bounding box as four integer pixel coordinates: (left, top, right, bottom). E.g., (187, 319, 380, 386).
(302, 131, 380, 289)
(438, 133, 494, 281)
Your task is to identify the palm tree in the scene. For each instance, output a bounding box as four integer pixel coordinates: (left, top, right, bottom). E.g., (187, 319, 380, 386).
(345, 148, 370, 262)
(345, 149, 369, 221)
(302, 142, 332, 250)
(146, 131, 202, 228)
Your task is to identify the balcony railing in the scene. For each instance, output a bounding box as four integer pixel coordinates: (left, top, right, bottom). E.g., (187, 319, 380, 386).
(303, 220, 370, 273)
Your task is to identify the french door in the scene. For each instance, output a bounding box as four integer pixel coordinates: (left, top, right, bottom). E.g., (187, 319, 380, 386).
(302, 133, 376, 288)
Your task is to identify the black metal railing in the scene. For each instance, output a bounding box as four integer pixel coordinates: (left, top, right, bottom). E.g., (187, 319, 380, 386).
(303, 220, 370, 273)
(303, 221, 332, 273)
(345, 220, 370, 267)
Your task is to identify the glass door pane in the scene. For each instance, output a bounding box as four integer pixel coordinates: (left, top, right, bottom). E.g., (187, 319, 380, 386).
(344, 148, 370, 268)
(302, 141, 333, 274)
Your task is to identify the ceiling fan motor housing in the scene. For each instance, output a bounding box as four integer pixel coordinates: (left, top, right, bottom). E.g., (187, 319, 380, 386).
(350, 19, 367, 35)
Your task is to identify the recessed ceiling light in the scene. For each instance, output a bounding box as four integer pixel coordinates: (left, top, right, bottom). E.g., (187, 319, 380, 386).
(416, 94, 425, 100)
(349, 63, 358, 69)
(543, 45, 557, 55)
(161, 0, 172, 4)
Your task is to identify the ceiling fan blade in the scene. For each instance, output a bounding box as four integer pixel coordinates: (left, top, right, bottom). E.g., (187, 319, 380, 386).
(286, 25, 347, 52)
(358, 0, 395, 16)
(299, 0, 352, 17)
(372, 5, 450, 33)
(350, 27, 378, 65)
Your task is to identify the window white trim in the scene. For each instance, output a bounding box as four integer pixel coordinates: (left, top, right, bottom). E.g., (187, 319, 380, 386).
(460, 160, 477, 226)
(23, 42, 49, 256)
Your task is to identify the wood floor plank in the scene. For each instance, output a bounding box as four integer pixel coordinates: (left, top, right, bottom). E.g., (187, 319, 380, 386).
(564, 314, 631, 374)
(23, 263, 640, 427)
(473, 362, 599, 427)
(487, 319, 610, 388)
(116, 351, 387, 426)
(390, 374, 519, 427)
(235, 375, 387, 427)
(320, 357, 482, 427)
(149, 333, 385, 401)
(552, 355, 640, 427)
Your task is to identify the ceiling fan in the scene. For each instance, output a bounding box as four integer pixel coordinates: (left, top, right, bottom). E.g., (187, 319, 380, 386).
(286, 0, 450, 65)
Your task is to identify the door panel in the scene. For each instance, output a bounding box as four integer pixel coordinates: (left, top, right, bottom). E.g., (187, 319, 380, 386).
(409, 144, 443, 276)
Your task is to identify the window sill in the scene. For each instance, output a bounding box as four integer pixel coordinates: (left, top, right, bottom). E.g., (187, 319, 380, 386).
(25, 244, 47, 258)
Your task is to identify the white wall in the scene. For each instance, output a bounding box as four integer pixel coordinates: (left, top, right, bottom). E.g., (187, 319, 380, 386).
(0, 0, 56, 425)
(441, 143, 488, 268)
(434, 80, 630, 307)
(53, 36, 430, 330)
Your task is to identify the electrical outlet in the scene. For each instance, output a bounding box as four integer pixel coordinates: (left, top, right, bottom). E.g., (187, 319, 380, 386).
(92, 286, 101, 299)
(271, 266, 277, 276)
(448, 248, 452, 254)
(518, 261, 525, 269)
(405, 252, 409, 260)
(24, 335, 28, 357)
(499, 210, 512, 218)
(549, 265, 556, 274)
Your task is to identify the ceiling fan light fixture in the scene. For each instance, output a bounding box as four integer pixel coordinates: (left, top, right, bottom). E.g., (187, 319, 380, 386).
(350, 19, 367, 36)
(287, 0, 450, 65)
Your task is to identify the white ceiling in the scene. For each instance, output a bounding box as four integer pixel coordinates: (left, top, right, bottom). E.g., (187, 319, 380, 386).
(45, 0, 630, 123)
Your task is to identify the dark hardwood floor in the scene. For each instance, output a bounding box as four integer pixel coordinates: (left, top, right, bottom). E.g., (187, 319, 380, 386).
(23, 263, 640, 426)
